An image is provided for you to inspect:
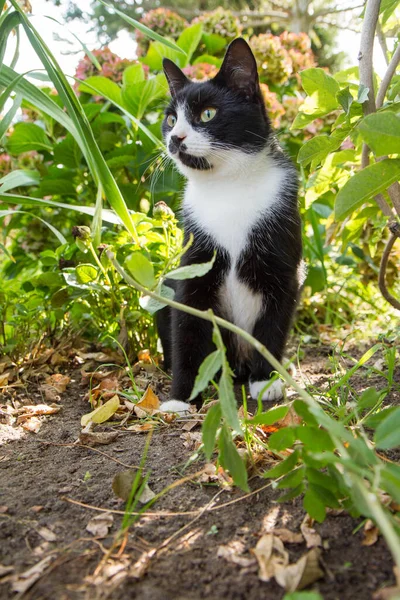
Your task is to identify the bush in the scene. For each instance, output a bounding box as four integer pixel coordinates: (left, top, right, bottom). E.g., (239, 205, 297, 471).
(135, 8, 188, 57)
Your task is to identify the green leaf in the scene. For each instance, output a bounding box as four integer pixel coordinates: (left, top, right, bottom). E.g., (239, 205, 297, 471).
(79, 75, 122, 105)
(248, 405, 289, 426)
(202, 403, 222, 460)
(263, 449, 300, 479)
(0, 169, 40, 192)
(357, 84, 369, 104)
(380, 0, 400, 23)
(375, 407, 400, 450)
(337, 86, 353, 115)
(53, 134, 82, 168)
(139, 283, 175, 315)
(218, 424, 249, 492)
(278, 483, 305, 503)
(358, 113, 400, 156)
(283, 592, 323, 600)
(125, 252, 155, 288)
(7, 122, 52, 154)
(358, 387, 381, 411)
(142, 40, 184, 71)
(189, 350, 222, 400)
(297, 135, 342, 167)
(76, 264, 98, 284)
(300, 68, 340, 115)
(167, 253, 216, 280)
(277, 466, 305, 489)
(123, 63, 145, 86)
(202, 33, 226, 55)
(177, 23, 203, 64)
(303, 486, 326, 522)
(219, 361, 241, 434)
(0, 209, 66, 244)
(335, 159, 400, 220)
(122, 73, 167, 120)
(268, 427, 296, 451)
(381, 463, 400, 503)
(193, 55, 222, 67)
(296, 426, 335, 452)
(0, 92, 22, 140)
(99, 0, 186, 55)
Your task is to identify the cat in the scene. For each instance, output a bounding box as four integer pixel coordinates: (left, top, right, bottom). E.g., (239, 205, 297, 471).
(156, 38, 303, 414)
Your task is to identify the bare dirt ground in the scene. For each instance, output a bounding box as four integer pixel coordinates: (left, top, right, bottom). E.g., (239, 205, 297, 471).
(0, 341, 399, 600)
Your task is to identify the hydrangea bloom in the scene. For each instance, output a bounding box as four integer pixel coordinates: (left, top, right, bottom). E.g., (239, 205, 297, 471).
(183, 63, 218, 82)
(75, 47, 133, 87)
(136, 8, 188, 56)
(250, 34, 293, 85)
(260, 83, 285, 128)
(192, 8, 241, 43)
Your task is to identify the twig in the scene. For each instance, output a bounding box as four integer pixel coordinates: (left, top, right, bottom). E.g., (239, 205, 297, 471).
(378, 222, 400, 311)
(376, 42, 400, 109)
(358, 0, 379, 116)
(376, 21, 390, 66)
(37, 440, 140, 470)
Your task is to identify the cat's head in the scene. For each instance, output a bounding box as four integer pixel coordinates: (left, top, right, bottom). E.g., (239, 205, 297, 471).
(162, 38, 271, 178)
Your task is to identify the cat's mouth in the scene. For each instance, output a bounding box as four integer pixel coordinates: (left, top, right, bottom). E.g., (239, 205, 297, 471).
(178, 151, 212, 171)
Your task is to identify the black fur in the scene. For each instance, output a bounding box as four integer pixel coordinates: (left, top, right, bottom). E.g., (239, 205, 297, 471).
(157, 39, 302, 406)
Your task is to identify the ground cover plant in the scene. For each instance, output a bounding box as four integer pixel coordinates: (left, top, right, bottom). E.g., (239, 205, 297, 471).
(0, 0, 400, 598)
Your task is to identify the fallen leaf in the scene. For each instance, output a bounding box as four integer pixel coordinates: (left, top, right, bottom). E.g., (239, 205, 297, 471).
(300, 515, 322, 548)
(17, 404, 61, 419)
(129, 549, 156, 579)
(274, 548, 324, 592)
(37, 527, 57, 542)
(79, 431, 119, 446)
(45, 374, 70, 393)
(273, 528, 304, 545)
(362, 519, 379, 546)
(136, 386, 160, 414)
(373, 586, 400, 599)
(86, 513, 114, 538)
(50, 352, 67, 366)
(127, 423, 154, 433)
(182, 420, 201, 431)
(277, 406, 302, 428)
(251, 534, 289, 582)
(0, 564, 14, 577)
(138, 349, 151, 363)
(81, 395, 120, 427)
(0, 372, 10, 387)
(21, 417, 42, 433)
(218, 541, 257, 568)
(0, 357, 13, 375)
(11, 556, 55, 594)
(0, 506, 8, 514)
(30, 506, 44, 513)
(196, 463, 219, 484)
(180, 431, 202, 450)
(112, 470, 141, 502)
(77, 350, 120, 363)
(40, 385, 60, 402)
(138, 483, 156, 505)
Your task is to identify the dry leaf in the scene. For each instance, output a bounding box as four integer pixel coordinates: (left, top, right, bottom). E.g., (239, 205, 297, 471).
(86, 513, 114, 538)
(134, 406, 148, 419)
(362, 519, 379, 546)
(373, 586, 400, 599)
(17, 404, 61, 419)
(136, 386, 160, 414)
(217, 541, 256, 568)
(180, 431, 202, 450)
(127, 423, 154, 433)
(274, 548, 324, 592)
(129, 549, 156, 579)
(40, 385, 60, 402)
(11, 556, 55, 593)
(273, 528, 304, 545)
(37, 527, 57, 542)
(77, 350, 120, 363)
(277, 406, 302, 428)
(50, 352, 67, 366)
(138, 483, 156, 505)
(251, 534, 289, 582)
(30, 506, 44, 513)
(45, 374, 70, 393)
(112, 470, 140, 502)
(137, 349, 151, 363)
(182, 420, 201, 431)
(300, 515, 322, 548)
(81, 395, 120, 427)
(0, 564, 14, 578)
(79, 431, 119, 446)
(0, 357, 13, 375)
(21, 417, 42, 433)
(0, 506, 8, 514)
(196, 463, 218, 484)
(0, 372, 10, 387)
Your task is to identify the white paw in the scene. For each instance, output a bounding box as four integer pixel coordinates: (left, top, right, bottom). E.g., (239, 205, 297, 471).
(159, 400, 192, 415)
(250, 379, 285, 402)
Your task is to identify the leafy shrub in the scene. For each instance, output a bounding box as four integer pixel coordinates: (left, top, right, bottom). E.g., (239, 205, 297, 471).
(136, 8, 188, 57)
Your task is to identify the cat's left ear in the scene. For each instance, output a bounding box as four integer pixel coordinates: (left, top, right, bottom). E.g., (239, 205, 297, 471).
(163, 58, 189, 97)
(214, 38, 259, 97)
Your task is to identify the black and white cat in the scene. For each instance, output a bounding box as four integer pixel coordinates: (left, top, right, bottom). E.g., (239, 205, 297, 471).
(157, 38, 303, 414)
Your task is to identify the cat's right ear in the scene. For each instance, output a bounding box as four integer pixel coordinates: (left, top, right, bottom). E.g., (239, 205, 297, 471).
(163, 59, 189, 97)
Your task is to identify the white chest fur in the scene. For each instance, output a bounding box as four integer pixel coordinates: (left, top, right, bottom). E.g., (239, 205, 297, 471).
(184, 156, 285, 337)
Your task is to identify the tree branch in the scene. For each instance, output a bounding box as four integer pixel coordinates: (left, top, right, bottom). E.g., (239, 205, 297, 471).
(358, 0, 380, 116)
(313, 3, 365, 18)
(378, 221, 400, 311)
(376, 21, 390, 66)
(376, 43, 400, 108)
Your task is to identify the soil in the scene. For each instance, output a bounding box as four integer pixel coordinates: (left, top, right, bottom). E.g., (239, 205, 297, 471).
(0, 341, 399, 600)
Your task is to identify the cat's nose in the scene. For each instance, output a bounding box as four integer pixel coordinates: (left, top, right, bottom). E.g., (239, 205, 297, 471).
(169, 134, 187, 154)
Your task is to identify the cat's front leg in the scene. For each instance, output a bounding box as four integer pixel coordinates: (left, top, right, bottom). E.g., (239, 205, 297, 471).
(249, 288, 298, 402)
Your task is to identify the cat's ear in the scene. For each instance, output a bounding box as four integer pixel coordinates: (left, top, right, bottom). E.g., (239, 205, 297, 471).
(163, 59, 189, 96)
(214, 38, 259, 96)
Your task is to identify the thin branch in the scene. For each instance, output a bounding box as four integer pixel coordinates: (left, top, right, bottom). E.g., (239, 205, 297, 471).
(376, 21, 390, 66)
(378, 222, 400, 311)
(358, 0, 380, 116)
(313, 3, 365, 18)
(376, 43, 400, 108)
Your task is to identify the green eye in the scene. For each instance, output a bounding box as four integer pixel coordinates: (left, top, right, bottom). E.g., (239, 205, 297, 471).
(167, 114, 177, 127)
(201, 108, 217, 123)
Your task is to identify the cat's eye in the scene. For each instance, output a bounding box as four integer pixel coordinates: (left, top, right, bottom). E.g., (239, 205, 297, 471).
(200, 108, 217, 123)
(167, 114, 177, 127)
